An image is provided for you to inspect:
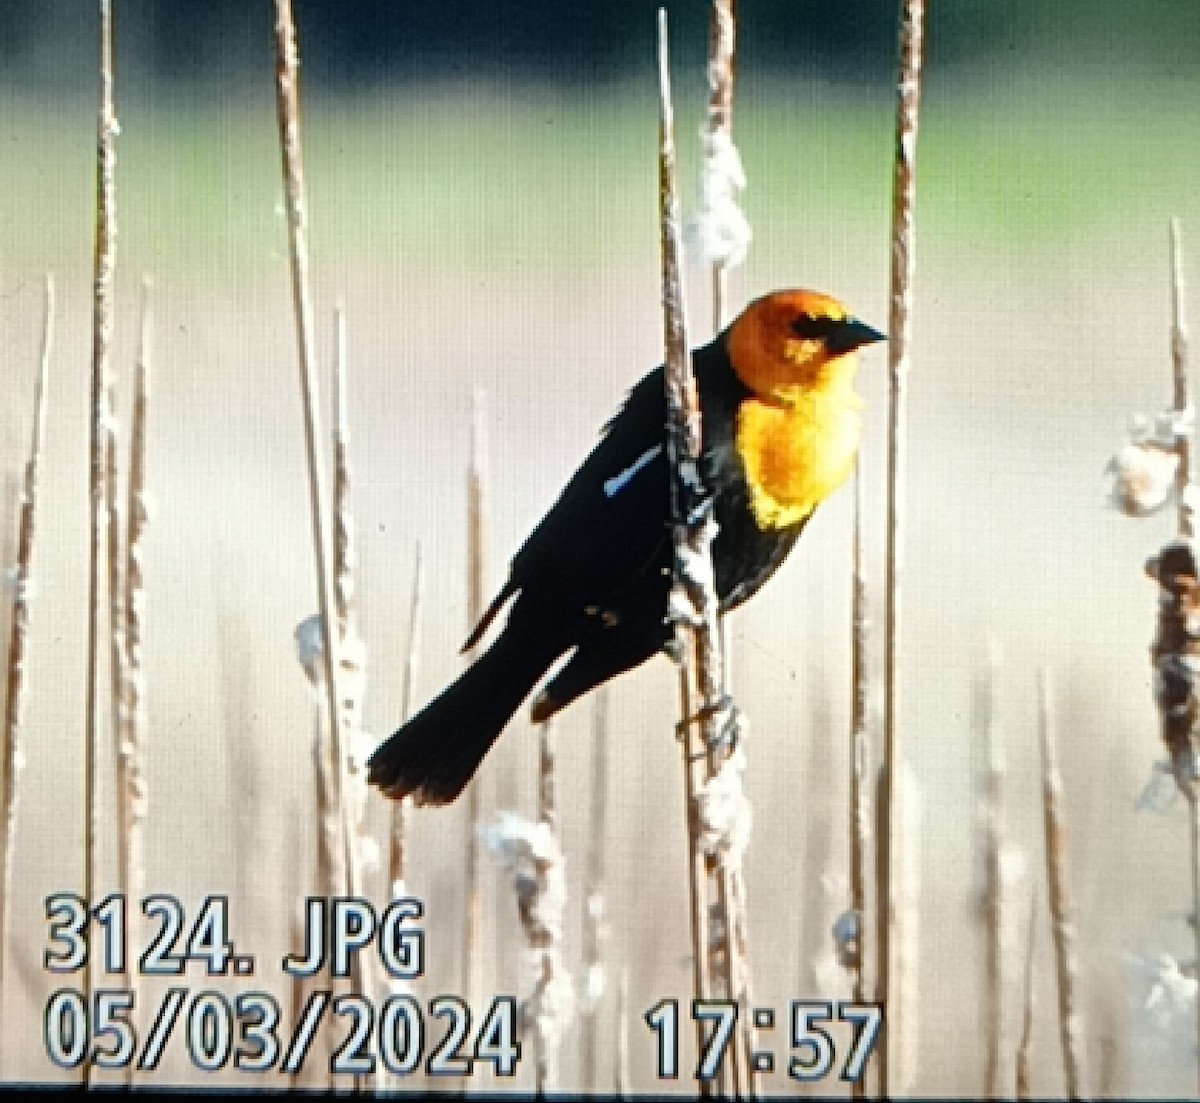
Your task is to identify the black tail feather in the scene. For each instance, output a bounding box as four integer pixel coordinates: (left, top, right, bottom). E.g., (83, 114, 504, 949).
(368, 622, 559, 806)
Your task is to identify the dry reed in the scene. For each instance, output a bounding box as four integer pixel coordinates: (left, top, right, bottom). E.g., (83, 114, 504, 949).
(115, 279, 153, 1084)
(660, 0, 712, 1080)
(388, 542, 424, 902)
(697, 0, 747, 331)
(272, 0, 358, 901)
(84, 8, 119, 1076)
(1136, 220, 1200, 1098)
(981, 643, 1005, 1098)
(580, 686, 610, 1093)
(331, 302, 370, 943)
(1166, 216, 1200, 1096)
(848, 463, 870, 1100)
(878, 0, 926, 1092)
(462, 385, 487, 1044)
(1036, 668, 1085, 1099)
(615, 966, 630, 1098)
(482, 793, 571, 1095)
(104, 382, 125, 894)
(658, 10, 754, 1095)
(293, 617, 340, 1090)
(272, 12, 372, 1087)
(0, 275, 54, 1017)
(533, 721, 570, 1091)
(1170, 219, 1192, 539)
(102, 332, 129, 1086)
(1015, 885, 1038, 1099)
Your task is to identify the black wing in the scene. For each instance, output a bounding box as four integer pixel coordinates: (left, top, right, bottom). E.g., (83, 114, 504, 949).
(474, 335, 795, 639)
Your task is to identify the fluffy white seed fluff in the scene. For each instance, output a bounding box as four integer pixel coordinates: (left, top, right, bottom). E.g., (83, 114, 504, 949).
(1107, 441, 1179, 516)
(690, 127, 751, 270)
(294, 614, 325, 687)
(696, 746, 752, 866)
(483, 811, 568, 945)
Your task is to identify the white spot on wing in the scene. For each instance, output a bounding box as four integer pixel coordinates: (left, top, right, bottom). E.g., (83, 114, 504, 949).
(603, 444, 663, 498)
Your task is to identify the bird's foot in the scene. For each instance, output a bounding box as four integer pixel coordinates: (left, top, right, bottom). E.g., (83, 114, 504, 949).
(675, 693, 743, 758)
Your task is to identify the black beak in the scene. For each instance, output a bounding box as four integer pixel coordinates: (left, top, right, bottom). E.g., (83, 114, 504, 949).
(827, 317, 887, 355)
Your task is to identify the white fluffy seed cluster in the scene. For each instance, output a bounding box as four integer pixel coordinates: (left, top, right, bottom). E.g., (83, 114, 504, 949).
(293, 613, 326, 686)
(1128, 951, 1198, 1031)
(483, 812, 575, 1067)
(293, 613, 367, 698)
(695, 746, 752, 866)
(1107, 409, 1192, 517)
(483, 812, 568, 945)
(691, 127, 751, 270)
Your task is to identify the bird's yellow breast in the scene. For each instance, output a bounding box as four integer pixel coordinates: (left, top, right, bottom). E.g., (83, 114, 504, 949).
(735, 384, 863, 531)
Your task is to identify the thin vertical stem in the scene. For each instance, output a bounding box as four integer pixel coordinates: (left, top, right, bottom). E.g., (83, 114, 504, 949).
(1037, 669, 1084, 1100)
(117, 279, 152, 1085)
(1167, 218, 1200, 1096)
(982, 643, 1004, 1099)
(462, 386, 487, 1045)
(1188, 793, 1200, 1103)
(330, 301, 367, 947)
(0, 275, 54, 1014)
(533, 720, 558, 1094)
(660, 11, 715, 1095)
(272, 0, 356, 900)
(85, 8, 119, 1078)
(1015, 884, 1038, 1099)
(848, 464, 869, 1099)
(615, 967, 630, 1098)
(104, 367, 125, 980)
(659, 10, 753, 1095)
(389, 543, 424, 899)
(705, 0, 736, 335)
(581, 686, 610, 1093)
(879, 0, 925, 1092)
(1171, 218, 1191, 537)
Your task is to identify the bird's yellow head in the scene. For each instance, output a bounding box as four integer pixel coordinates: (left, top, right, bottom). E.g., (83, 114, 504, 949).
(726, 289, 885, 403)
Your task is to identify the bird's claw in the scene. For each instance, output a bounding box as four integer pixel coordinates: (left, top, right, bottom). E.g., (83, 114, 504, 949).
(675, 693, 743, 757)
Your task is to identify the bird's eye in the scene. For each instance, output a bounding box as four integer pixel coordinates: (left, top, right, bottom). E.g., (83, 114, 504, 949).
(790, 313, 842, 340)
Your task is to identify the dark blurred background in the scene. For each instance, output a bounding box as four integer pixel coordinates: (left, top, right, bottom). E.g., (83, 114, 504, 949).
(3, 0, 1198, 91)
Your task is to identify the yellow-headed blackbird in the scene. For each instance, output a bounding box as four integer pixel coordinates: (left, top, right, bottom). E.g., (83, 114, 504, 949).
(368, 289, 884, 805)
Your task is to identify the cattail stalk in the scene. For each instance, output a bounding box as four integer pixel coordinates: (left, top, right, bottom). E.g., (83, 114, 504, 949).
(879, 0, 925, 1092)
(116, 280, 152, 1083)
(661, 7, 714, 1081)
(1171, 218, 1191, 539)
(388, 543, 424, 902)
(0, 275, 54, 1011)
(658, 11, 754, 1096)
(615, 967, 630, 1098)
(581, 687, 610, 1092)
(1037, 669, 1084, 1100)
(103, 340, 129, 1080)
(462, 386, 487, 1035)
(272, 0, 359, 908)
(982, 643, 1004, 1098)
(105, 388, 125, 877)
(848, 464, 870, 1098)
(272, 19, 370, 1086)
(703, 0, 737, 331)
(532, 720, 563, 1093)
(1166, 219, 1200, 1095)
(482, 798, 570, 1096)
(330, 302, 368, 964)
(1015, 885, 1038, 1099)
(84, 7, 118, 1073)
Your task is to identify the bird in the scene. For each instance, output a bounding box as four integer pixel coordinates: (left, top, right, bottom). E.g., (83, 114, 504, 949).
(368, 288, 885, 806)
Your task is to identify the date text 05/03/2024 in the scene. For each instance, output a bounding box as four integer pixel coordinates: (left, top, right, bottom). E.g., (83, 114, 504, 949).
(41, 892, 521, 1078)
